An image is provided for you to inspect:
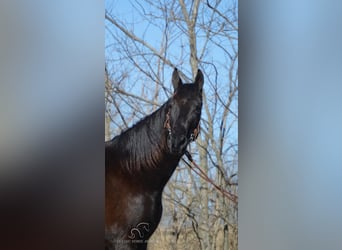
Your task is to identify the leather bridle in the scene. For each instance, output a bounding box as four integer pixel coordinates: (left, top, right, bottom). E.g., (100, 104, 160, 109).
(163, 109, 200, 145)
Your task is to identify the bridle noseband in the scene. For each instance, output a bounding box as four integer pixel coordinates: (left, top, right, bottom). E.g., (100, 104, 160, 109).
(163, 109, 200, 145)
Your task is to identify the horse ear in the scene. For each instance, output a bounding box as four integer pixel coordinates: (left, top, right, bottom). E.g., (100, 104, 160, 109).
(172, 68, 182, 92)
(194, 69, 204, 92)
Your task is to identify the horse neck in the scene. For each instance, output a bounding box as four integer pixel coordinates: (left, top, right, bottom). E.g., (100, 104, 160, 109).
(117, 102, 182, 181)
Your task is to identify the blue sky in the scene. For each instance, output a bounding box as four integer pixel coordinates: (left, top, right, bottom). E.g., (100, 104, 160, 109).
(105, 0, 238, 167)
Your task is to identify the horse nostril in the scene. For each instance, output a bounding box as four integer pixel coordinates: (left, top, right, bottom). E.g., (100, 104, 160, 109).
(172, 135, 188, 153)
(179, 136, 187, 146)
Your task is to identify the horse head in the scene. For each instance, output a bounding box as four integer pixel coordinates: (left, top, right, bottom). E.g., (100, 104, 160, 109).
(164, 68, 204, 155)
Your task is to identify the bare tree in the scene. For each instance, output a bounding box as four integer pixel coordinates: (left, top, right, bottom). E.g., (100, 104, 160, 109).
(105, 0, 238, 249)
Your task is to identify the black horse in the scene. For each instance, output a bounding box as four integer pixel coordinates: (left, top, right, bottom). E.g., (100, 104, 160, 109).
(105, 68, 204, 250)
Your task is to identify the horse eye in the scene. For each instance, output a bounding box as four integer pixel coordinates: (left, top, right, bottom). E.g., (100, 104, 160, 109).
(181, 99, 187, 105)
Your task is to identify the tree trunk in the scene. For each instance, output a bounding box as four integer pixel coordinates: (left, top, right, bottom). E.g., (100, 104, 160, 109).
(105, 68, 111, 141)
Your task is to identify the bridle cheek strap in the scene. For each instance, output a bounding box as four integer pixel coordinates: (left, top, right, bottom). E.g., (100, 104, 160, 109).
(163, 110, 172, 151)
(164, 110, 172, 135)
(190, 122, 200, 142)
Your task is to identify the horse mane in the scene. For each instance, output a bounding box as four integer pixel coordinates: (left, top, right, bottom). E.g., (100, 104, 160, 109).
(106, 101, 171, 173)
